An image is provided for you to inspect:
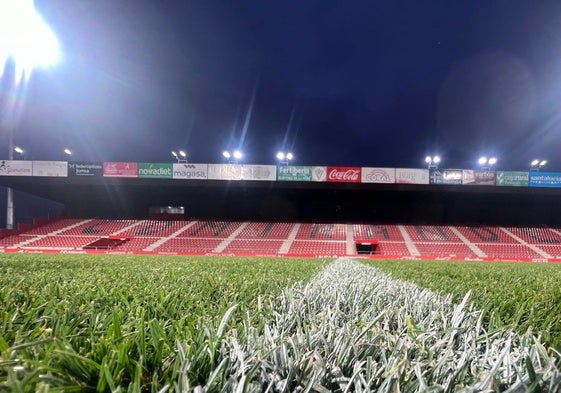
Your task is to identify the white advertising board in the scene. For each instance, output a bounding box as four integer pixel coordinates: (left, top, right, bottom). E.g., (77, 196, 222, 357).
(173, 163, 208, 179)
(207, 164, 243, 180)
(395, 168, 429, 184)
(242, 165, 276, 181)
(361, 167, 396, 183)
(0, 160, 33, 176)
(33, 161, 68, 177)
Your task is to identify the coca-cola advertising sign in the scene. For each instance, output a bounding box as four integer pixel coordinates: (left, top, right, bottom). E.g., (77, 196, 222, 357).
(326, 167, 361, 183)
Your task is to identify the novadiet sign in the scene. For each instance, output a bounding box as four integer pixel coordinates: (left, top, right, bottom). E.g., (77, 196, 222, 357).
(138, 163, 173, 179)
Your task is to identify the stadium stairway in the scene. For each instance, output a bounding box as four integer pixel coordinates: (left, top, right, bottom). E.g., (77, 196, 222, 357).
(1, 219, 561, 262)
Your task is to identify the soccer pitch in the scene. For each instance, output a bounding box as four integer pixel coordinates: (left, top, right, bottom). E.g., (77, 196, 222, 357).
(1, 254, 560, 392)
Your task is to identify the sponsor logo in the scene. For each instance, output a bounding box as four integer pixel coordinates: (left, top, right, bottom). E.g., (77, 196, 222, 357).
(496, 171, 529, 186)
(395, 168, 429, 184)
(312, 166, 326, 182)
(277, 166, 312, 181)
(361, 168, 395, 183)
(328, 168, 360, 182)
(244, 165, 275, 180)
(173, 163, 208, 179)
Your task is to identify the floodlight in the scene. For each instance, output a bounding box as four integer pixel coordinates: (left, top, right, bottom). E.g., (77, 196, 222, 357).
(276, 152, 285, 160)
(179, 150, 187, 158)
(286, 152, 293, 160)
(478, 157, 487, 165)
(0, 0, 61, 84)
(222, 151, 231, 159)
(425, 155, 441, 168)
(539, 160, 547, 167)
(488, 157, 497, 166)
(171, 151, 178, 157)
(14, 146, 24, 154)
(233, 150, 243, 160)
(531, 159, 540, 166)
(63, 148, 72, 155)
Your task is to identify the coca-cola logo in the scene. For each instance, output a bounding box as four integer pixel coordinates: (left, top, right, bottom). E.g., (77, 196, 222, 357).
(328, 169, 360, 182)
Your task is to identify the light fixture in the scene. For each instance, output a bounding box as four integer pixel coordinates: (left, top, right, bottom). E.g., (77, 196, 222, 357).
(530, 159, 547, 171)
(425, 155, 440, 169)
(478, 156, 497, 169)
(276, 151, 294, 165)
(63, 148, 72, 156)
(172, 150, 187, 163)
(14, 146, 24, 155)
(222, 150, 243, 163)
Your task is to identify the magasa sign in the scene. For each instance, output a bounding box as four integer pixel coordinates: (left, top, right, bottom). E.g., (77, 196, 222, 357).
(326, 167, 361, 183)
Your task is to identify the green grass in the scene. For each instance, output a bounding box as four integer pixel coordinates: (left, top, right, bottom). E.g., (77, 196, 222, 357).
(366, 259, 561, 349)
(0, 254, 326, 392)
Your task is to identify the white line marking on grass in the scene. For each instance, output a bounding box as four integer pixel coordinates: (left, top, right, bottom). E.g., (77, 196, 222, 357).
(189, 258, 561, 392)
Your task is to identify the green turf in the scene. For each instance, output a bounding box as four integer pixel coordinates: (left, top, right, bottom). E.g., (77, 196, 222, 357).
(0, 254, 326, 392)
(366, 259, 561, 350)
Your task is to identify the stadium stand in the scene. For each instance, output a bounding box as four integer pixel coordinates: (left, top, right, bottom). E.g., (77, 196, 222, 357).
(2, 219, 561, 261)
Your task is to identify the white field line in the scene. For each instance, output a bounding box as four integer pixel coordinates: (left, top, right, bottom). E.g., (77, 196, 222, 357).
(182, 258, 561, 392)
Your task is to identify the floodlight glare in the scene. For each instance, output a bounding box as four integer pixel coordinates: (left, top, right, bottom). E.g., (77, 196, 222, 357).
(478, 157, 487, 165)
(171, 151, 178, 157)
(233, 150, 243, 160)
(63, 148, 72, 155)
(179, 150, 187, 158)
(425, 156, 431, 164)
(531, 159, 540, 166)
(14, 146, 24, 154)
(488, 157, 497, 166)
(286, 152, 293, 160)
(539, 160, 547, 167)
(276, 152, 285, 160)
(222, 151, 231, 159)
(0, 0, 61, 84)
(433, 156, 441, 164)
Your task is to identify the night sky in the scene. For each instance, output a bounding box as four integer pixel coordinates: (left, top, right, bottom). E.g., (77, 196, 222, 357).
(2, 0, 561, 170)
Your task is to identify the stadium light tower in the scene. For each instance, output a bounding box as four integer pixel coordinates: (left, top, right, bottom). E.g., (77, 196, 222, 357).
(276, 151, 293, 165)
(1, 0, 61, 229)
(478, 156, 497, 171)
(223, 149, 243, 163)
(530, 159, 547, 171)
(425, 155, 440, 169)
(171, 150, 187, 163)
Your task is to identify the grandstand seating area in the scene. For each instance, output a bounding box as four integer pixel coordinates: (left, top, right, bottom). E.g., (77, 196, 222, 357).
(1, 218, 561, 261)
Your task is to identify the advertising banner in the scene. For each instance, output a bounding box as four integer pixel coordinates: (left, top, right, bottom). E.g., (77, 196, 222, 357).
(430, 169, 463, 185)
(173, 163, 208, 179)
(277, 165, 312, 181)
(32, 161, 68, 177)
(326, 166, 361, 183)
(361, 167, 396, 183)
(138, 163, 173, 179)
(312, 166, 327, 182)
(0, 160, 33, 176)
(529, 172, 561, 188)
(462, 170, 496, 185)
(208, 164, 242, 180)
(103, 162, 139, 178)
(395, 168, 429, 184)
(495, 171, 529, 187)
(242, 165, 276, 181)
(68, 162, 103, 177)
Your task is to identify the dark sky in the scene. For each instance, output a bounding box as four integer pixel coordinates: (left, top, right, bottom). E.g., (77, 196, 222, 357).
(3, 0, 561, 170)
